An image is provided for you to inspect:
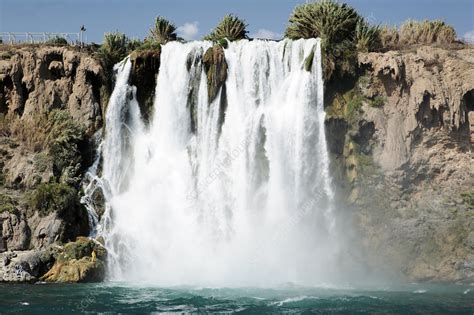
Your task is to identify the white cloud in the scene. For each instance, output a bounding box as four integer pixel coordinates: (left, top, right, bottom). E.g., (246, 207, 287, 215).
(251, 29, 282, 40)
(462, 30, 474, 44)
(177, 22, 199, 41)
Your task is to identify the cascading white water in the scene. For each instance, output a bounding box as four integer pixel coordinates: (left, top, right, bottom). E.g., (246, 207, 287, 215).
(93, 39, 340, 286)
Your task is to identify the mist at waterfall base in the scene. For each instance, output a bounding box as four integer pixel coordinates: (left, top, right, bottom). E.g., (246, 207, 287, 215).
(85, 38, 364, 287)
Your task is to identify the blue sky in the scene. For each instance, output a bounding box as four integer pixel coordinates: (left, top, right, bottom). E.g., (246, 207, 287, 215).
(1, 0, 473, 43)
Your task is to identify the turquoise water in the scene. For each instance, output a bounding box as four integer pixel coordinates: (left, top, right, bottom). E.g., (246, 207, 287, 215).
(0, 283, 473, 314)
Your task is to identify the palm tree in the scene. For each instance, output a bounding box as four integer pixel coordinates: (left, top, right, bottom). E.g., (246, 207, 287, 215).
(148, 16, 177, 44)
(204, 14, 248, 42)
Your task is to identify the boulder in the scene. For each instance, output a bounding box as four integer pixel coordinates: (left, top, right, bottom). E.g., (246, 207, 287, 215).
(40, 237, 106, 283)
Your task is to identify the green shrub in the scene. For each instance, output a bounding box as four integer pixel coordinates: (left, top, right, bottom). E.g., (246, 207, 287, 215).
(46, 36, 68, 46)
(47, 110, 85, 183)
(0, 193, 17, 214)
(28, 182, 78, 217)
(355, 20, 381, 52)
(127, 38, 144, 51)
(369, 95, 386, 108)
(10, 109, 85, 184)
(460, 192, 474, 209)
(345, 91, 364, 119)
(148, 16, 177, 44)
(99, 31, 130, 67)
(205, 14, 248, 42)
(34, 152, 52, 173)
(134, 39, 161, 51)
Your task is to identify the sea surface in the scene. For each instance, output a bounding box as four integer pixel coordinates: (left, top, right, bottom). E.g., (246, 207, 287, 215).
(0, 282, 473, 314)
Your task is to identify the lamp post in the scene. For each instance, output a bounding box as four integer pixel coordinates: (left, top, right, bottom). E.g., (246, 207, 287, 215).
(80, 25, 86, 47)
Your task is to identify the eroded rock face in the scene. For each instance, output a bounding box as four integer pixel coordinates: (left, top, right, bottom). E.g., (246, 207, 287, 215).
(0, 46, 105, 133)
(0, 46, 107, 283)
(0, 211, 30, 252)
(327, 46, 474, 283)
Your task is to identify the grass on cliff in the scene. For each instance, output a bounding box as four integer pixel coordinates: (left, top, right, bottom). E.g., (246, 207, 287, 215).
(379, 20, 457, 50)
(355, 20, 381, 53)
(10, 109, 84, 152)
(399, 20, 456, 46)
(204, 14, 248, 42)
(45, 36, 69, 46)
(9, 109, 86, 184)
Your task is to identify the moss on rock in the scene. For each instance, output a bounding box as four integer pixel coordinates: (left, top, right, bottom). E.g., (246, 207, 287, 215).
(203, 45, 228, 104)
(40, 237, 106, 283)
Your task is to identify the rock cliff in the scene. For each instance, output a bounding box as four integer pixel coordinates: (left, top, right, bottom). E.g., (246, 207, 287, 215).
(0, 46, 108, 282)
(326, 46, 474, 282)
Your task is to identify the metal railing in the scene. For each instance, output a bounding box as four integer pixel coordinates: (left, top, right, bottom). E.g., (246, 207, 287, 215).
(0, 32, 85, 45)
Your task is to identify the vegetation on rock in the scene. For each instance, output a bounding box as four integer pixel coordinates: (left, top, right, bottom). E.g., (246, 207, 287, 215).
(40, 237, 106, 282)
(379, 25, 400, 50)
(285, 0, 360, 44)
(0, 193, 17, 214)
(28, 182, 79, 217)
(45, 36, 68, 46)
(369, 95, 386, 108)
(99, 31, 131, 68)
(399, 20, 456, 46)
(204, 14, 248, 42)
(285, 0, 458, 80)
(285, 0, 367, 81)
(9, 109, 86, 185)
(202, 45, 228, 103)
(355, 20, 381, 53)
(460, 192, 474, 210)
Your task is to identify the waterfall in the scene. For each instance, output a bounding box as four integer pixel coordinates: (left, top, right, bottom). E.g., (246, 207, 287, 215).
(91, 39, 339, 286)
